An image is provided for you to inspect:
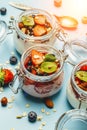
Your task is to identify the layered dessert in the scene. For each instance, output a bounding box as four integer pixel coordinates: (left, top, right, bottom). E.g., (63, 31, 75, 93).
(19, 48, 64, 98)
(14, 9, 57, 54)
(67, 63, 87, 109)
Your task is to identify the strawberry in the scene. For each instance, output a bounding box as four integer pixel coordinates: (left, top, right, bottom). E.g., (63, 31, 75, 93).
(33, 25, 47, 36)
(34, 15, 46, 25)
(80, 65, 87, 71)
(0, 68, 14, 86)
(31, 69, 37, 75)
(31, 50, 44, 65)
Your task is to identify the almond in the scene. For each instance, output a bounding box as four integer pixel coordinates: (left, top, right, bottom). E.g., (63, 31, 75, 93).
(44, 98, 54, 108)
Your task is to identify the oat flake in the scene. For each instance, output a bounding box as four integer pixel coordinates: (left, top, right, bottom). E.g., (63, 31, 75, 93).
(25, 104, 30, 108)
(41, 108, 45, 113)
(37, 115, 43, 121)
(10, 128, 15, 130)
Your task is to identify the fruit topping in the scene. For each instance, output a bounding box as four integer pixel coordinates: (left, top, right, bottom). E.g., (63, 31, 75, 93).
(1, 97, 8, 106)
(34, 15, 46, 25)
(44, 54, 56, 62)
(0, 68, 14, 86)
(9, 56, 18, 65)
(21, 16, 35, 26)
(24, 49, 60, 76)
(31, 50, 44, 65)
(33, 25, 47, 36)
(18, 22, 24, 29)
(75, 64, 87, 91)
(80, 65, 87, 71)
(18, 14, 52, 37)
(40, 62, 57, 74)
(28, 111, 37, 122)
(76, 71, 87, 82)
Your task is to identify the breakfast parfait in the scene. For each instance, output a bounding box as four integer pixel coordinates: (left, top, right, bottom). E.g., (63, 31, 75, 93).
(16, 45, 64, 98)
(13, 9, 58, 54)
(67, 60, 87, 109)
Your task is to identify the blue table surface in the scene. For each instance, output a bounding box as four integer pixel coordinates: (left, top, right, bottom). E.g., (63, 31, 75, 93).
(0, 0, 87, 130)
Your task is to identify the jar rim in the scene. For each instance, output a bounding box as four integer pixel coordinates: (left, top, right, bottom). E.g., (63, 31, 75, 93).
(71, 60, 87, 96)
(14, 8, 57, 41)
(64, 39, 87, 65)
(21, 44, 64, 82)
(55, 109, 87, 130)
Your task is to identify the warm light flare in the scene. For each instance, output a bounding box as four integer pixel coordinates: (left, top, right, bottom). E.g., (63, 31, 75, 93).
(63, 0, 87, 17)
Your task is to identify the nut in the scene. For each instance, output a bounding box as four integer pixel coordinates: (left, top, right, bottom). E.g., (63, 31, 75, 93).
(1, 97, 8, 106)
(44, 98, 54, 108)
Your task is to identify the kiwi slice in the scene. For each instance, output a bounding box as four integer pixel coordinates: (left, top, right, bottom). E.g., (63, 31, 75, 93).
(21, 16, 35, 26)
(76, 71, 87, 82)
(44, 54, 56, 62)
(21, 16, 27, 21)
(40, 62, 57, 74)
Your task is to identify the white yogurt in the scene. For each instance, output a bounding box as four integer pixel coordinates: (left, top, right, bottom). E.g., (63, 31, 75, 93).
(21, 71, 64, 98)
(13, 31, 56, 55)
(66, 82, 87, 109)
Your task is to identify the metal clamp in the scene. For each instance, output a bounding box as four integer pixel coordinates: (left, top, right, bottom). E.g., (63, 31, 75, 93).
(9, 69, 24, 94)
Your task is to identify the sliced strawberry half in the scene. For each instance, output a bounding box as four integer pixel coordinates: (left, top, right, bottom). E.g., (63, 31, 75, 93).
(33, 25, 47, 36)
(31, 50, 44, 66)
(34, 15, 46, 25)
(80, 65, 87, 71)
(0, 68, 14, 85)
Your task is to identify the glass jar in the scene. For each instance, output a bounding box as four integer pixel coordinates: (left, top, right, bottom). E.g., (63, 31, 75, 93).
(66, 60, 87, 109)
(0, 20, 8, 43)
(13, 8, 60, 55)
(55, 109, 87, 130)
(0, 20, 13, 44)
(9, 44, 64, 98)
(63, 39, 87, 65)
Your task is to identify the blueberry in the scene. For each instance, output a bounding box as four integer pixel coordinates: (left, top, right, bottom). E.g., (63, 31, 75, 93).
(28, 111, 37, 122)
(27, 61, 32, 66)
(9, 56, 18, 65)
(0, 7, 7, 15)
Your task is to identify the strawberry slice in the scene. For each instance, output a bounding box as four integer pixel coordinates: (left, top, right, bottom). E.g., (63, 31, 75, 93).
(0, 68, 14, 85)
(31, 50, 44, 65)
(80, 65, 87, 71)
(34, 15, 46, 25)
(33, 25, 47, 36)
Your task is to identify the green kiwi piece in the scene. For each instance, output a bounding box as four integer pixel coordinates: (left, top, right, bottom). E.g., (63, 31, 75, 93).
(44, 54, 56, 62)
(22, 16, 35, 26)
(21, 16, 27, 21)
(76, 71, 87, 82)
(40, 62, 57, 74)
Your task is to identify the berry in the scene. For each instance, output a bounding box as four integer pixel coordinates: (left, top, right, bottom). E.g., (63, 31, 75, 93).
(0, 68, 14, 85)
(80, 65, 87, 71)
(27, 61, 32, 66)
(1, 97, 8, 106)
(9, 56, 18, 65)
(0, 7, 7, 15)
(28, 111, 37, 122)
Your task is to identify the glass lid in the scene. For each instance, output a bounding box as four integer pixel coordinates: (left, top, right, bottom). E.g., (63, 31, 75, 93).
(0, 20, 8, 43)
(64, 40, 87, 65)
(55, 109, 87, 130)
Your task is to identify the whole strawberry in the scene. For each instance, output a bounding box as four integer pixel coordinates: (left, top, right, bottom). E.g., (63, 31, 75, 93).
(0, 68, 14, 86)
